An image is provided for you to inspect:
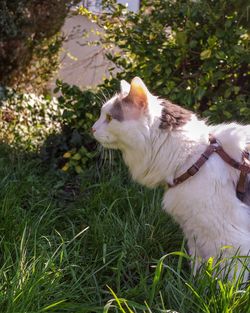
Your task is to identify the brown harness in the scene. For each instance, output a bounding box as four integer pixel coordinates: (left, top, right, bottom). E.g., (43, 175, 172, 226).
(168, 135, 250, 200)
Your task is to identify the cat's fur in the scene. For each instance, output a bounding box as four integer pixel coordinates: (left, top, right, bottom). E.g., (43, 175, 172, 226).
(93, 77, 250, 281)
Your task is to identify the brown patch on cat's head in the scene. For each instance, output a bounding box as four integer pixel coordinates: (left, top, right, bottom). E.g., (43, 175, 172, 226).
(109, 77, 150, 122)
(109, 94, 144, 122)
(159, 100, 192, 130)
(108, 77, 149, 122)
(109, 98, 124, 121)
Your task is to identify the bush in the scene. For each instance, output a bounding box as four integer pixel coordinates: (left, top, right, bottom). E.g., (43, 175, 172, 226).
(0, 88, 62, 151)
(51, 0, 249, 174)
(53, 80, 109, 173)
(6, 1, 247, 174)
(0, 0, 73, 92)
(81, 0, 250, 123)
(0, 82, 111, 174)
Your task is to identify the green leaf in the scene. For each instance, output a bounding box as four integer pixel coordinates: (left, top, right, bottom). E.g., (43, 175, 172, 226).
(175, 31, 187, 46)
(75, 165, 84, 174)
(200, 49, 212, 60)
(224, 89, 231, 98)
(72, 153, 81, 160)
(196, 87, 206, 100)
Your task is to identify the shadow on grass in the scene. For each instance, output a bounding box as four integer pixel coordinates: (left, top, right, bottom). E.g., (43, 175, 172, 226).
(1, 142, 250, 313)
(0, 142, 186, 313)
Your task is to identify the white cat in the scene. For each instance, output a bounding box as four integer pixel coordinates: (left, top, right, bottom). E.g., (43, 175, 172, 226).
(92, 77, 250, 281)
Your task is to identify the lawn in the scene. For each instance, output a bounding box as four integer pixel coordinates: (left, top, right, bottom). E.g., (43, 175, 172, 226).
(0, 144, 249, 313)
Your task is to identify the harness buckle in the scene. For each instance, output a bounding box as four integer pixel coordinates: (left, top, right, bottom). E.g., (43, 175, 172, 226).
(209, 135, 222, 151)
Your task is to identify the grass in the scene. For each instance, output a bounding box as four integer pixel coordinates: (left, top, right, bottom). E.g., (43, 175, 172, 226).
(0, 144, 249, 313)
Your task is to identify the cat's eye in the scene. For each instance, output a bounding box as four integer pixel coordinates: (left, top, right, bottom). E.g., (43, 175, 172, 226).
(106, 113, 112, 123)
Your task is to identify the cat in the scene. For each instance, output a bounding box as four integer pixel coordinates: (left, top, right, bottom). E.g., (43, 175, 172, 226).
(92, 77, 250, 281)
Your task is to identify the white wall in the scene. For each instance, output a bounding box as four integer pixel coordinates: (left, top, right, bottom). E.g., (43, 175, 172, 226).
(49, 15, 115, 90)
(83, 0, 140, 12)
(117, 0, 140, 12)
(49, 1, 140, 90)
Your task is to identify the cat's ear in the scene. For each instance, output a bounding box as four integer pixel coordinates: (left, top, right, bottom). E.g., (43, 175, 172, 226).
(120, 80, 130, 94)
(127, 77, 148, 109)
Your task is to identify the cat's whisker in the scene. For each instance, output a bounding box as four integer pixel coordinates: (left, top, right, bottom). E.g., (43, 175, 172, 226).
(97, 144, 106, 168)
(97, 88, 111, 105)
(109, 149, 112, 169)
(96, 92, 106, 104)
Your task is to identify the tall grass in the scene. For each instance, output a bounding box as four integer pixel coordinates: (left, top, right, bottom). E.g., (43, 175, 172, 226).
(0, 145, 249, 313)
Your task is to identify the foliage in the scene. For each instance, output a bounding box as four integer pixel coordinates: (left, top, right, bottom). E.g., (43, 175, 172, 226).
(54, 80, 112, 173)
(0, 0, 73, 91)
(0, 82, 108, 173)
(55, 0, 250, 173)
(4, 0, 249, 173)
(81, 0, 250, 123)
(0, 88, 62, 151)
(0, 145, 249, 312)
(12, 34, 64, 93)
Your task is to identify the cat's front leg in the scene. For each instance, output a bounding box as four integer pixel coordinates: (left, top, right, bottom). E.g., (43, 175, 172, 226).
(188, 239, 250, 283)
(186, 239, 203, 276)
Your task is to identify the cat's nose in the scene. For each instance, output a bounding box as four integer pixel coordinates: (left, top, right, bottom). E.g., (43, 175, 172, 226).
(91, 127, 96, 134)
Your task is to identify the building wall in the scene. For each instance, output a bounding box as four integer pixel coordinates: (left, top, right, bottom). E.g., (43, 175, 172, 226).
(117, 0, 140, 12)
(83, 0, 139, 12)
(50, 1, 140, 90)
(50, 14, 114, 90)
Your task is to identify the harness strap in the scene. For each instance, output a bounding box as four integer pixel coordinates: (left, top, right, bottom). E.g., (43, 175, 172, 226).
(168, 144, 217, 187)
(168, 136, 250, 201)
(237, 151, 250, 200)
(210, 136, 250, 173)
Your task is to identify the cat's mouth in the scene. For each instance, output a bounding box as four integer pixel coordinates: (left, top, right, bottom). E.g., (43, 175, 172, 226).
(100, 141, 118, 149)
(93, 133, 118, 149)
(95, 137, 117, 149)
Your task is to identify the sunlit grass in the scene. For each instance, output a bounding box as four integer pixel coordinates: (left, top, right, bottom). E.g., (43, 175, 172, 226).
(0, 144, 249, 312)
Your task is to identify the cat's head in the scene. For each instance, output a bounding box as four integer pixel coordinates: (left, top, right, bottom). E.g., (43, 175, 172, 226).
(92, 77, 161, 150)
